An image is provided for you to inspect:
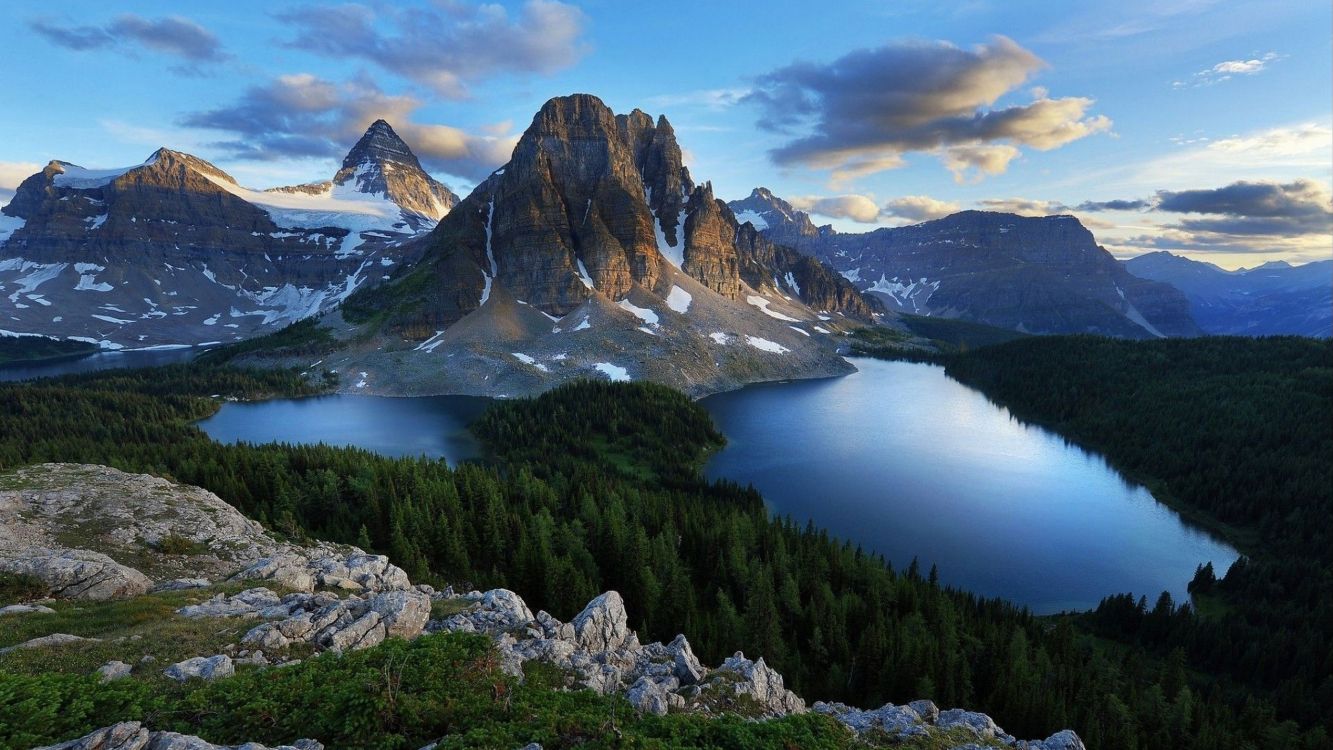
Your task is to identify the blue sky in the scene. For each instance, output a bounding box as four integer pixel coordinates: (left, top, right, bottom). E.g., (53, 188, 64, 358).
(1, 0, 1329, 268)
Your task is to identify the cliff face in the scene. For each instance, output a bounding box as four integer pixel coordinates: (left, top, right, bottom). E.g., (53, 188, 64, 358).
(682, 183, 741, 299)
(331, 119, 458, 230)
(734, 222, 883, 319)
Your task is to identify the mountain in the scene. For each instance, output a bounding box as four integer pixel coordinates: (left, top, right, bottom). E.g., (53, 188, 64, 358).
(0, 121, 455, 349)
(728, 192, 1199, 338)
(318, 94, 879, 398)
(1125, 251, 1331, 337)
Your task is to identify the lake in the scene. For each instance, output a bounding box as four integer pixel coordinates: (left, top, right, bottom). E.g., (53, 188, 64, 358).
(196, 358, 1237, 613)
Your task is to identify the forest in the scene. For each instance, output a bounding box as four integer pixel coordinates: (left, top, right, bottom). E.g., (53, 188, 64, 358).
(0, 334, 1328, 748)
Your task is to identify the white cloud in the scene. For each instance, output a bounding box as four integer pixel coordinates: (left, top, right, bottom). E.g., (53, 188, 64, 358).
(788, 194, 883, 223)
(881, 195, 962, 222)
(1176, 52, 1279, 87)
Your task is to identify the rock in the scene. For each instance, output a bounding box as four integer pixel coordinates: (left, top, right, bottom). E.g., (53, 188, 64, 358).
(177, 588, 282, 619)
(478, 588, 535, 631)
(626, 676, 678, 716)
(368, 589, 431, 639)
(682, 183, 740, 299)
(332, 120, 457, 231)
(231, 555, 316, 593)
(908, 698, 940, 723)
(152, 578, 211, 592)
(572, 591, 630, 652)
(96, 660, 133, 682)
(1023, 729, 1087, 750)
(163, 655, 234, 681)
(35, 722, 325, 750)
(812, 701, 928, 738)
(322, 611, 386, 653)
(34, 721, 150, 750)
(938, 708, 1009, 742)
(0, 549, 150, 600)
(0, 603, 56, 615)
(0, 632, 99, 654)
(709, 652, 806, 717)
(667, 634, 704, 685)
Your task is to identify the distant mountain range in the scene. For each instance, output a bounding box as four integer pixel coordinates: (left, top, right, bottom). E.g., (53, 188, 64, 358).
(1, 91, 1326, 394)
(0, 121, 455, 349)
(727, 188, 1199, 339)
(1124, 252, 1331, 338)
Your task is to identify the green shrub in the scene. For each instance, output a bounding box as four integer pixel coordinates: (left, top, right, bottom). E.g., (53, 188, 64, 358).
(0, 572, 48, 603)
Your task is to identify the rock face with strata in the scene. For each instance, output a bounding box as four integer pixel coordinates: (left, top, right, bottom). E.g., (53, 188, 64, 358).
(682, 183, 741, 299)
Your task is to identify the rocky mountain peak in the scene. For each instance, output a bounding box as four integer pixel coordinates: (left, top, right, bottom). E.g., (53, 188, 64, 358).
(727, 186, 822, 246)
(332, 119, 458, 227)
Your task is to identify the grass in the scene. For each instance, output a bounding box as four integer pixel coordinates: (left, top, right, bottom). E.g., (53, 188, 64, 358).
(0, 573, 48, 604)
(0, 584, 309, 676)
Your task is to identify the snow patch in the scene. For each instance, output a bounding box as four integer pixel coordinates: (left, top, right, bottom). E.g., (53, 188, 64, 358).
(788, 325, 810, 336)
(734, 209, 769, 230)
(784, 271, 801, 296)
(618, 299, 659, 326)
(746, 295, 800, 322)
(592, 362, 631, 382)
(708, 332, 730, 345)
(745, 335, 790, 354)
(666, 285, 692, 313)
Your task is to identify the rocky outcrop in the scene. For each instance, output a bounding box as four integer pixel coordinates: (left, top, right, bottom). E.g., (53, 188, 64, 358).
(0, 464, 406, 599)
(34, 722, 322, 750)
(163, 654, 234, 681)
(0, 549, 151, 601)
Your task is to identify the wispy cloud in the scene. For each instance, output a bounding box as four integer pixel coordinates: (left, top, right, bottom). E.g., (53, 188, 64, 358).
(274, 1, 587, 98)
(1173, 52, 1280, 87)
(29, 14, 230, 73)
(745, 36, 1111, 185)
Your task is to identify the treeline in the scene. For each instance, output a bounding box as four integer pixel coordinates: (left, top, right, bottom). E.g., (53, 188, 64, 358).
(942, 335, 1333, 742)
(0, 358, 1327, 748)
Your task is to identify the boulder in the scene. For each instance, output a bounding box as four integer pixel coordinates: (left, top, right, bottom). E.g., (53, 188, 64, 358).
(571, 591, 630, 652)
(163, 655, 234, 681)
(152, 578, 211, 592)
(231, 555, 316, 593)
(96, 660, 133, 682)
(0, 632, 99, 654)
(667, 634, 704, 685)
(177, 588, 282, 619)
(0, 603, 56, 615)
(1024, 730, 1088, 750)
(367, 589, 431, 639)
(0, 549, 150, 600)
(710, 652, 806, 716)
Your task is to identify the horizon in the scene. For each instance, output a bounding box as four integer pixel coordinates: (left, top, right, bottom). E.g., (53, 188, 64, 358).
(1, 1, 1330, 270)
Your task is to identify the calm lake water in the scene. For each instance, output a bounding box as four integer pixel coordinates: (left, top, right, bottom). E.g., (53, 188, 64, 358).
(199, 394, 490, 462)
(701, 358, 1237, 613)
(195, 358, 1236, 613)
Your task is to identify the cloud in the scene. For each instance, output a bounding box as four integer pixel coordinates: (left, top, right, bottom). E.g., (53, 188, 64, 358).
(1175, 52, 1279, 87)
(976, 197, 1070, 216)
(1208, 123, 1331, 158)
(181, 74, 516, 180)
(745, 36, 1111, 184)
(275, 1, 586, 98)
(646, 89, 750, 110)
(788, 194, 883, 223)
(881, 195, 961, 222)
(1076, 199, 1152, 211)
(29, 14, 229, 70)
(0, 162, 42, 208)
(1154, 179, 1333, 236)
